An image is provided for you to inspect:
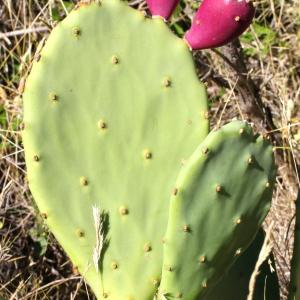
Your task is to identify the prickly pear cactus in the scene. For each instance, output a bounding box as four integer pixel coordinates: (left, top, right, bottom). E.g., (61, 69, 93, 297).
(22, 0, 276, 299)
(22, 0, 208, 298)
(159, 121, 276, 299)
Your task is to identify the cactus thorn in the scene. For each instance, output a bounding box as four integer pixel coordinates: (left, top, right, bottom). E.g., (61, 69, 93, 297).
(41, 212, 48, 219)
(119, 206, 129, 216)
(239, 128, 244, 135)
(202, 147, 209, 155)
(216, 185, 222, 193)
(144, 150, 152, 160)
(173, 188, 178, 196)
(183, 225, 190, 232)
(266, 181, 270, 188)
(76, 229, 85, 238)
(103, 292, 108, 298)
(111, 55, 119, 64)
(72, 27, 81, 37)
(163, 77, 172, 88)
(49, 92, 58, 102)
(80, 176, 88, 186)
(175, 292, 183, 298)
(144, 243, 152, 252)
(166, 265, 173, 272)
(199, 255, 206, 263)
(235, 248, 242, 256)
(204, 111, 210, 119)
(234, 16, 241, 22)
(202, 281, 208, 288)
(98, 119, 107, 130)
(235, 218, 242, 225)
(111, 261, 118, 270)
(248, 156, 253, 165)
(181, 159, 187, 165)
(33, 155, 40, 162)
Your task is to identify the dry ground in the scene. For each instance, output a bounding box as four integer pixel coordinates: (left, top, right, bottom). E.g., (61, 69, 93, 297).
(0, 0, 299, 299)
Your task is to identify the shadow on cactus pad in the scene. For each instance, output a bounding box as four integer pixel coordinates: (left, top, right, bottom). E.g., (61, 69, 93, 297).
(206, 229, 280, 300)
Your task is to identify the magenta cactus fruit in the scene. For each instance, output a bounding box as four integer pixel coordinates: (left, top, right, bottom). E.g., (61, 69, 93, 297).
(146, 0, 179, 20)
(185, 0, 255, 50)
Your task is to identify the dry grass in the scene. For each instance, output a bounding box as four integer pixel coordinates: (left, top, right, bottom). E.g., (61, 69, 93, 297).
(0, 0, 299, 299)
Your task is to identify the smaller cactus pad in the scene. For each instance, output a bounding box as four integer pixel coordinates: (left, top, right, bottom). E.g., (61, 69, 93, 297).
(159, 121, 276, 299)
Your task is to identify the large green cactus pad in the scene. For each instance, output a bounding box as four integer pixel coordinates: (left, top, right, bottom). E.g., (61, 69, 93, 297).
(159, 121, 276, 299)
(22, 0, 208, 299)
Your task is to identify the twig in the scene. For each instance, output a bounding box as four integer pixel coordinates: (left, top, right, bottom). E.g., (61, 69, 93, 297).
(0, 26, 49, 40)
(247, 223, 274, 300)
(19, 276, 82, 299)
(217, 39, 277, 134)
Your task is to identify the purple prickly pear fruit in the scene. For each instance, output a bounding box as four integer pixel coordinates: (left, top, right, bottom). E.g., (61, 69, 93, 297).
(184, 0, 255, 50)
(146, 0, 179, 20)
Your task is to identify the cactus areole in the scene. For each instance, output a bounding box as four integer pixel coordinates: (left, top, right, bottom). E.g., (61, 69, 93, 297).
(185, 0, 255, 50)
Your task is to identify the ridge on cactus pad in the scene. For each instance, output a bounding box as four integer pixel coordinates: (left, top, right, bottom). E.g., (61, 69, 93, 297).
(22, 0, 208, 299)
(159, 121, 276, 299)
